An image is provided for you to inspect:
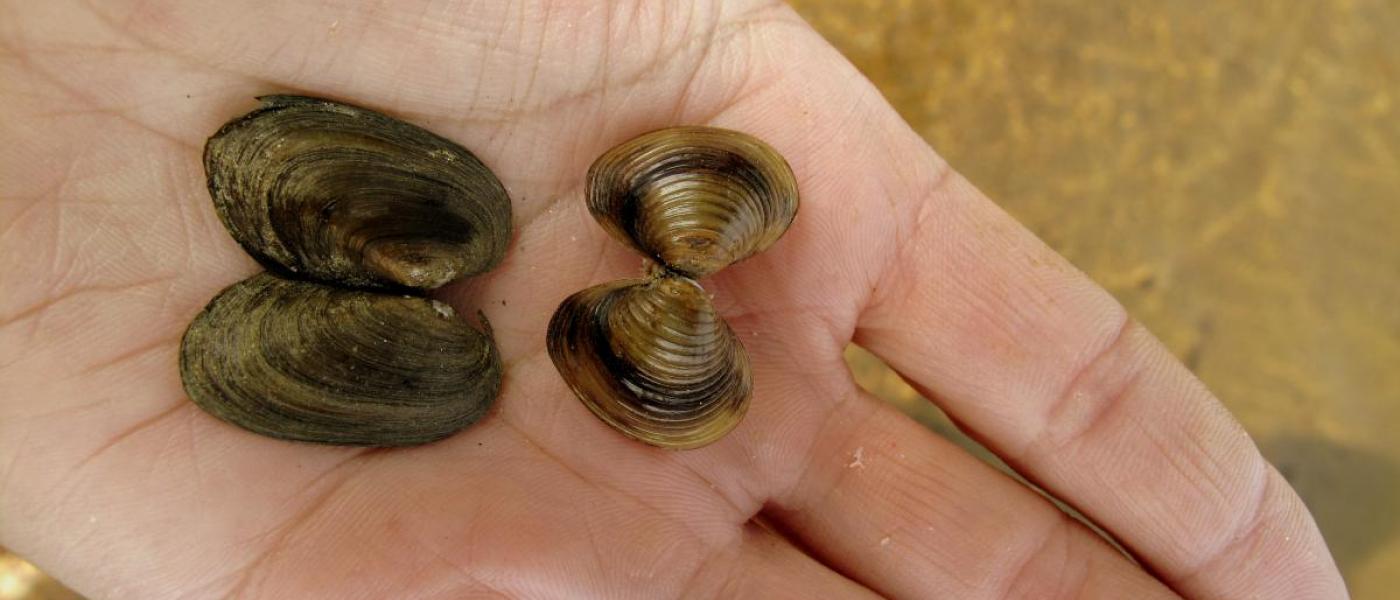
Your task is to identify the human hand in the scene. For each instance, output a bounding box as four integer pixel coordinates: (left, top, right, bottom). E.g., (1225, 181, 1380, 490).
(0, 1, 1347, 597)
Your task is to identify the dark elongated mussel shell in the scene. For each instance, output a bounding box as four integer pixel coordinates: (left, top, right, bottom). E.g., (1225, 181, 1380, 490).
(585, 126, 798, 279)
(205, 95, 511, 290)
(181, 272, 501, 446)
(548, 275, 751, 449)
(183, 95, 510, 446)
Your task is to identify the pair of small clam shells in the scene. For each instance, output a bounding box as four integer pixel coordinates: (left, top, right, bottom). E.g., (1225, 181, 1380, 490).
(182, 96, 797, 449)
(548, 128, 799, 449)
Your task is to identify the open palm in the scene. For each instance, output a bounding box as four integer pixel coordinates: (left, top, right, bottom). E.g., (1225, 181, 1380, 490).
(0, 1, 1346, 598)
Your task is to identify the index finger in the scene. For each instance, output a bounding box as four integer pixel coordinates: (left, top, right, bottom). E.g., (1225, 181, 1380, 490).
(854, 164, 1346, 597)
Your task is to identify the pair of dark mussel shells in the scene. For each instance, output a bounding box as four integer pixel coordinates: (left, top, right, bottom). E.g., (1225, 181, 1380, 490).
(181, 95, 797, 450)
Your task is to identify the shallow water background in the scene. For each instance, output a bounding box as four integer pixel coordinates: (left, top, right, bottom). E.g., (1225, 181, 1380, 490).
(3, 0, 1397, 598)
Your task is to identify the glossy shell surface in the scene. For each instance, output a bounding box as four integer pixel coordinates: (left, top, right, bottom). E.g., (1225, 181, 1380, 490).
(586, 126, 798, 279)
(548, 275, 751, 449)
(183, 95, 509, 447)
(205, 95, 512, 290)
(181, 273, 501, 446)
(549, 126, 797, 449)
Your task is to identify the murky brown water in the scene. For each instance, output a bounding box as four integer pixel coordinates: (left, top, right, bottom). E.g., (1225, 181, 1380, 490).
(4, 1, 1397, 598)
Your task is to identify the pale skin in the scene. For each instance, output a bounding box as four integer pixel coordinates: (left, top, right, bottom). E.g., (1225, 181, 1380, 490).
(0, 1, 1348, 598)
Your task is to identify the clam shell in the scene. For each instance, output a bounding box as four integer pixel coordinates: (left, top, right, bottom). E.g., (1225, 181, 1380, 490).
(204, 95, 512, 290)
(180, 272, 501, 446)
(548, 126, 797, 449)
(547, 275, 751, 449)
(586, 126, 798, 278)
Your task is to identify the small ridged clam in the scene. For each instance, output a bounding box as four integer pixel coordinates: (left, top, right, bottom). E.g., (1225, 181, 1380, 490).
(548, 276, 751, 449)
(586, 126, 798, 279)
(548, 127, 798, 449)
(182, 95, 510, 446)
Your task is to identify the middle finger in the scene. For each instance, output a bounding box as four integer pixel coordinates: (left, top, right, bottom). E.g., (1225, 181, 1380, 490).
(761, 388, 1176, 599)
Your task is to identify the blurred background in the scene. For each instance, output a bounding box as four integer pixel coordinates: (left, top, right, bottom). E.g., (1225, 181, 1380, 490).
(798, 0, 1400, 597)
(3, 0, 1396, 598)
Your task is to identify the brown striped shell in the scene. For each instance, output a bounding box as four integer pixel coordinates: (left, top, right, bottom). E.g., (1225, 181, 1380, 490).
(585, 126, 798, 279)
(204, 95, 511, 290)
(548, 127, 798, 449)
(548, 275, 751, 449)
(181, 95, 509, 446)
(181, 273, 500, 446)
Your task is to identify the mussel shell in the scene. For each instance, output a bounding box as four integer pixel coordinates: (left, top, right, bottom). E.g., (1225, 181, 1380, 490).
(180, 272, 501, 446)
(205, 95, 512, 290)
(547, 275, 751, 449)
(586, 126, 798, 279)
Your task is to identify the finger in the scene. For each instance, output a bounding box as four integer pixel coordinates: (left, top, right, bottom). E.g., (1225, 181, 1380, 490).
(853, 164, 1346, 595)
(764, 389, 1177, 599)
(404, 7, 1183, 596)
(683, 523, 882, 600)
(472, 186, 1173, 598)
